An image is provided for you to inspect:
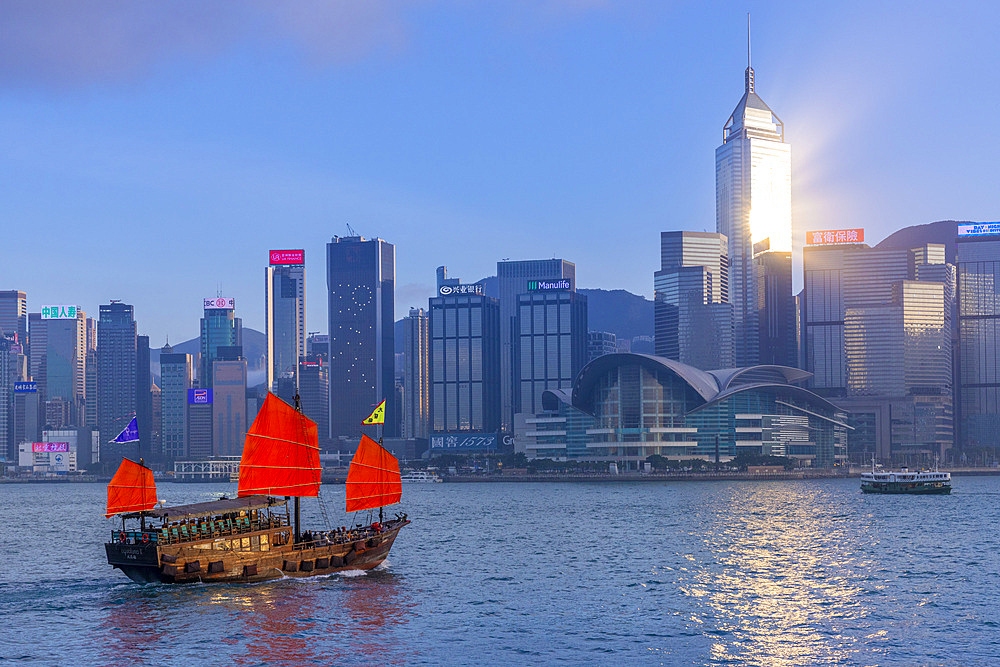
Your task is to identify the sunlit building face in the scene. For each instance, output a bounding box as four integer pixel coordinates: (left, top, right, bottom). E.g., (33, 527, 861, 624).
(716, 62, 792, 365)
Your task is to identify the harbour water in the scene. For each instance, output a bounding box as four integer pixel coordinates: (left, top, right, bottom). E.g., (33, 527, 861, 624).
(1, 477, 998, 665)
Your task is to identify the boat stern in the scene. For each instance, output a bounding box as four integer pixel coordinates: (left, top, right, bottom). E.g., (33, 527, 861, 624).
(106, 541, 163, 583)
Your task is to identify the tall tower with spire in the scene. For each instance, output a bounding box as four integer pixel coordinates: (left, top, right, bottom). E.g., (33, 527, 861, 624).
(715, 18, 792, 367)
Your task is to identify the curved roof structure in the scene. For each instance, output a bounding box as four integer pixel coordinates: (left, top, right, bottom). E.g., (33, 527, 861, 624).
(707, 365, 812, 391)
(573, 354, 719, 413)
(566, 354, 835, 419)
(687, 383, 846, 422)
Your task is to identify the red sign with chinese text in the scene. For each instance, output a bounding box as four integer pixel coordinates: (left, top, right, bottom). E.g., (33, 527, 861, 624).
(805, 229, 864, 245)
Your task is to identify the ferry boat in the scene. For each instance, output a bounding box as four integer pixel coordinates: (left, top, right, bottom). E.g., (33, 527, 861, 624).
(860, 460, 951, 495)
(400, 470, 443, 483)
(105, 393, 408, 584)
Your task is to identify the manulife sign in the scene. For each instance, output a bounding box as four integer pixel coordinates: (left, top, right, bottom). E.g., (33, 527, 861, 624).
(527, 279, 571, 291)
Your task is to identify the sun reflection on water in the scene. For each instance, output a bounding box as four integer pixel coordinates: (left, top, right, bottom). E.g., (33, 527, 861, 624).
(683, 484, 878, 665)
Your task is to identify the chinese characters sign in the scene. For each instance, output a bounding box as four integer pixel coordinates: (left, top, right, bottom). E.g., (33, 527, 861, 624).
(805, 229, 864, 245)
(14, 382, 37, 393)
(41, 305, 77, 319)
(33, 442, 69, 453)
(429, 433, 498, 450)
(269, 249, 305, 265)
(203, 297, 235, 310)
(439, 284, 484, 296)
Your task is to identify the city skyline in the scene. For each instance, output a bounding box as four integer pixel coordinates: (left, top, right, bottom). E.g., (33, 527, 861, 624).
(3, 3, 998, 342)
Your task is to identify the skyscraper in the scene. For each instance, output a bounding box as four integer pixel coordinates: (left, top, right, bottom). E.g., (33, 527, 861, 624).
(326, 236, 395, 439)
(200, 297, 242, 389)
(716, 44, 792, 366)
(212, 358, 246, 457)
(136, 335, 153, 460)
(807, 241, 955, 462)
(0, 291, 28, 350)
(97, 302, 137, 464)
(38, 305, 87, 427)
(265, 249, 306, 402)
(515, 286, 587, 416)
(403, 307, 429, 440)
(429, 279, 501, 435)
(498, 259, 575, 430)
(159, 344, 193, 461)
(654, 231, 733, 369)
(956, 224, 1000, 451)
(755, 247, 796, 367)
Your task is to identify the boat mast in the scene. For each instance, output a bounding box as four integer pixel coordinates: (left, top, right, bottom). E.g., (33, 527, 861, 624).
(293, 391, 302, 542)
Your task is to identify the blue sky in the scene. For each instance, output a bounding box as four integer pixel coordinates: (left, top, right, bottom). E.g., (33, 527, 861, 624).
(1, 1, 997, 343)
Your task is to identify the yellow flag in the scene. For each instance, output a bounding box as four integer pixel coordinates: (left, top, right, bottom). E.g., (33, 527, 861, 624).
(362, 400, 386, 425)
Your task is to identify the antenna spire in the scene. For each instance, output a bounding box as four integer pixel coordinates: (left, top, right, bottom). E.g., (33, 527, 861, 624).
(745, 13, 754, 94)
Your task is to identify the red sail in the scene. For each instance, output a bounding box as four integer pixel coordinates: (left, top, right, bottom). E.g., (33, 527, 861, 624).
(106, 458, 157, 518)
(346, 435, 402, 512)
(238, 393, 320, 498)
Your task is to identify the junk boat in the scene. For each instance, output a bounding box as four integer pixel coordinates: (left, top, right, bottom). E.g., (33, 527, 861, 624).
(105, 393, 407, 583)
(860, 459, 951, 495)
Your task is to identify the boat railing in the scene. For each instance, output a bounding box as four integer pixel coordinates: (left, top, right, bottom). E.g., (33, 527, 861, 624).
(138, 514, 289, 546)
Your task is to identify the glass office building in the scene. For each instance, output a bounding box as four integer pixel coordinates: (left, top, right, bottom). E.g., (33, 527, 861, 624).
(159, 344, 192, 461)
(265, 253, 305, 400)
(403, 307, 429, 439)
(97, 302, 137, 464)
(199, 300, 242, 390)
(716, 59, 792, 367)
(327, 236, 396, 439)
(515, 289, 587, 416)
(654, 232, 733, 369)
(429, 292, 500, 434)
(957, 227, 1000, 450)
(498, 259, 575, 430)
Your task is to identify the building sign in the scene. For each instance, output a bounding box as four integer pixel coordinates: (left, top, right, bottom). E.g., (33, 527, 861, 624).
(958, 223, 1000, 237)
(429, 433, 498, 450)
(269, 249, 305, 265)
(439, 284, 484, 296)
(805, 229, 864, 245)
(300, 360, 322, 368)
(527, 279, 571, 291)
(40, 305, 77, 319)
(203, 297, 235, 310)
(14, 381, 37, 393)
(188, 388, 214, 404)
(33, 442, 69, 453)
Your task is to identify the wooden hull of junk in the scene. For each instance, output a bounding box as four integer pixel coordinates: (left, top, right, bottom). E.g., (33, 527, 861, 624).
(106, 518, 409, 584)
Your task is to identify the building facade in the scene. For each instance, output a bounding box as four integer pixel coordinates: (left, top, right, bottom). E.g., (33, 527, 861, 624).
(515, 288, 587, 416)
(326, 236, 396, 439)
(200, 297, 241, 389)
(716, 57, 791, 367)
(212, 359, 247, 457)
(956, 225, 1000, 451)
(803, 240, 955, 462)
(429, 286, 501, 436)
(587, 331, 617, 363)
(97, 302, 137, 464)
(518, 354, 847, 469)
(159, 345, 193, 461)
(265, 250, 306, 401)
(498, 259, 575, 430)
(403, 307, 429, 440)
(654, 231, 733, 369)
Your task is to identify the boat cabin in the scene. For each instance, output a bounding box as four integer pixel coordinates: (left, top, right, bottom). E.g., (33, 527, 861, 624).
(112, 495, 290, 549)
